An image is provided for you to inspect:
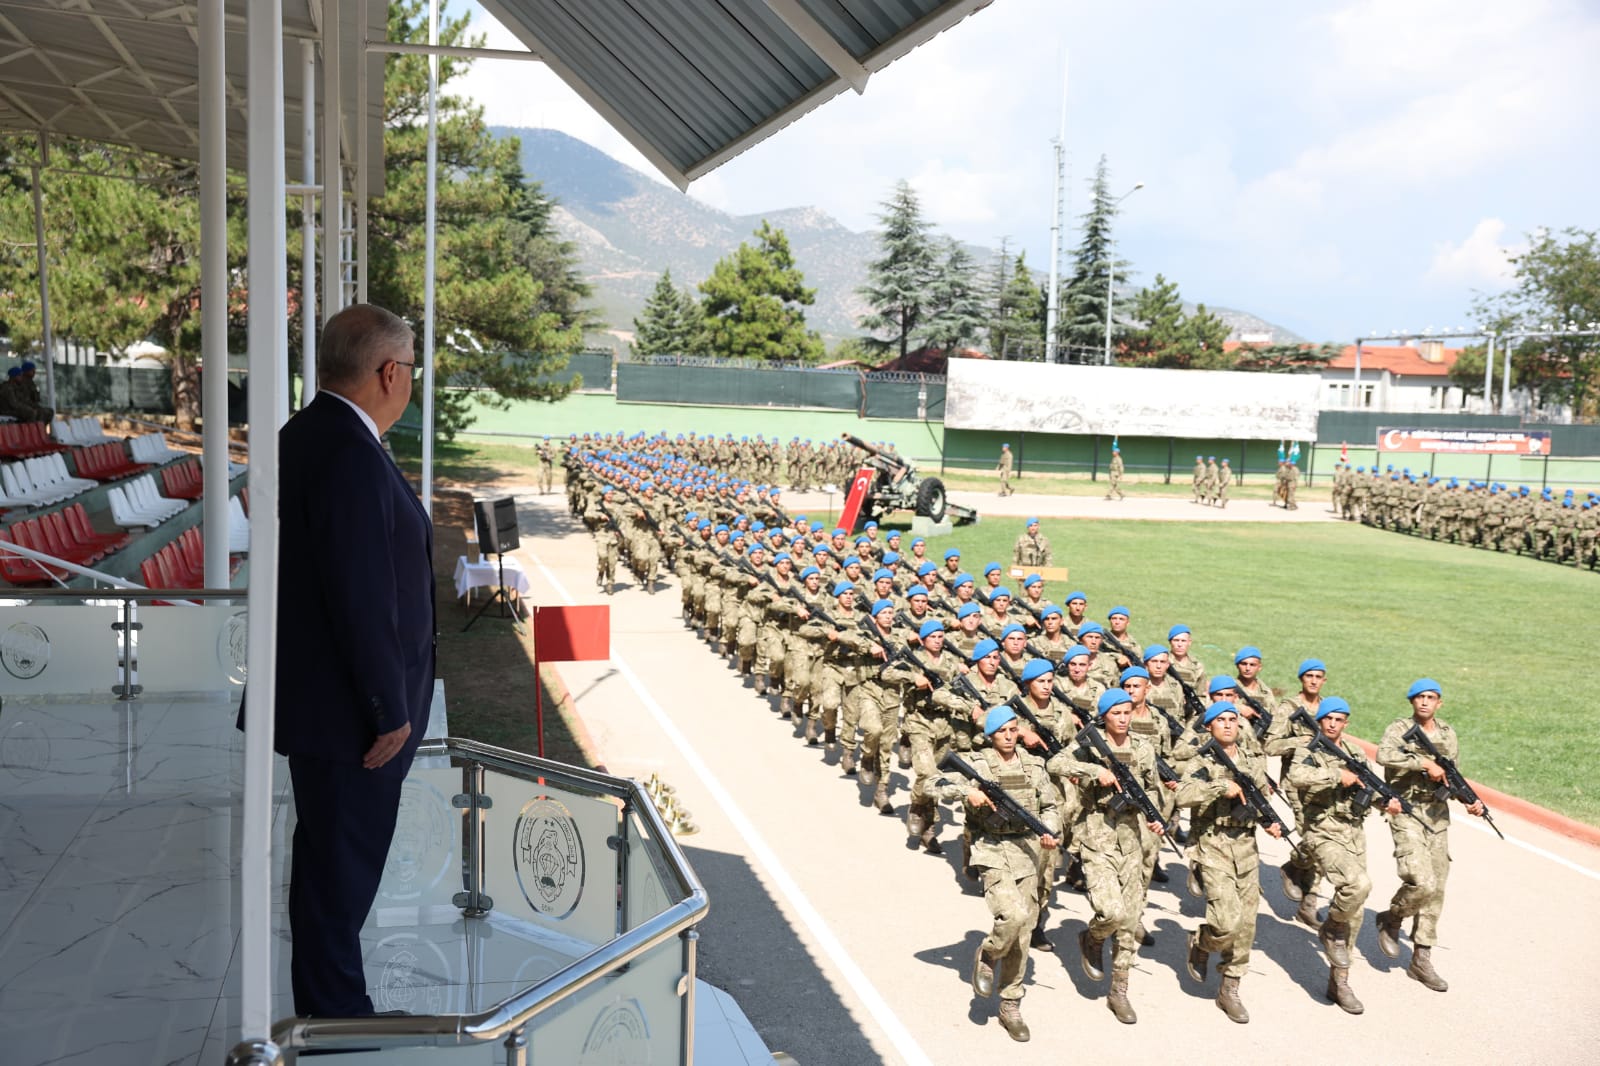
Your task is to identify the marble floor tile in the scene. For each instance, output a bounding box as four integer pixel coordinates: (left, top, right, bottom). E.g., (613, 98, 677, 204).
(0, 994, 215, 1066)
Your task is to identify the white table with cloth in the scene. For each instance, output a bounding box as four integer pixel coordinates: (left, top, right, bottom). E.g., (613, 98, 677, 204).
(452, 554, 531, 607)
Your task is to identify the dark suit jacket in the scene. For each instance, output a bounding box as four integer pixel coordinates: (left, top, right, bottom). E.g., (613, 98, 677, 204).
(272, 392, 435, 774)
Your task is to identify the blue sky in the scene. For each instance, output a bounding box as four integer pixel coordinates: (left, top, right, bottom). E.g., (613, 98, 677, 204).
(456, 0, 1600, 343)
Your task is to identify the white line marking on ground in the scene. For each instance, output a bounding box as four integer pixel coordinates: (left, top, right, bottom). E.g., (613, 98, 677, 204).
(525, 547, 934, 1066)
(1455, 817, 1600, 882)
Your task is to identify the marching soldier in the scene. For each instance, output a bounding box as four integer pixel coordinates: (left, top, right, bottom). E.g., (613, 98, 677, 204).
(901, 620, 970, 852)
(997, 442, 1014, 496)
(1105, 445, 1126, 500)
(1265, 657, 1327, 921)
(537, 436, 556, 494)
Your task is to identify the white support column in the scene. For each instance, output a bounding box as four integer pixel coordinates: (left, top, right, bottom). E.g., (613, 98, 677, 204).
(243, 0, 286, 1047)
(321, 0, 343, 322)
(1501, 335, 1514, 415)
(1352, 342, 1362, 409)
(1483, 332, 1497, 413)
(355, 0, 369, 304)
(300, 40, 318, 407)
(29, 151, 57, 413)
(200, 0, 229, 589)
(420, 0, 439, 521)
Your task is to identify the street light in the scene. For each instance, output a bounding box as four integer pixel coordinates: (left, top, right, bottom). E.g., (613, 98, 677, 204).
(1103, 182, 1145, 365)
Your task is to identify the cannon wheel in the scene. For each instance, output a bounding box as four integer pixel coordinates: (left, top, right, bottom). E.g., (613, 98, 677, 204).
(915, 477, 947, 524)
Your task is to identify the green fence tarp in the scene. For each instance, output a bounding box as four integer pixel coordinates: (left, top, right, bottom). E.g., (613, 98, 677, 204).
(617, 363, 863, 410)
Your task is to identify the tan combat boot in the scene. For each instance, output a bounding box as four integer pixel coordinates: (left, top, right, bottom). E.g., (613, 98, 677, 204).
(1318, 919, 1351, 968)
(1216, 974, 1249, 1024)
(857, 753, 876, 786)
(1327, 966, 1363, 1014)
(1185, 929, 1209, 983)
(1375, 909, 1402, 958)
(753, 672, 768, 695)
(970, 945, 995, 998)
(804, 718, 819, 745)
(1279, 861, 1305, 902)
(905, 805, 928, 840)
(1408, 946, 1449, 992)
(1077, 929, 1105, 982)
(840, 747, 857, 775)
(1295, 891, 1321, 928)
(1107, 972, 1137, 1025)
(873, 778, 893, 814)
(997, 999, 1030, 1042)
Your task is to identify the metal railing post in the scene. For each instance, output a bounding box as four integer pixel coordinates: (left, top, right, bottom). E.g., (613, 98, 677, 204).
(680, 928, 699, 1066)
(503, 1025, 527, 1066)
(613, 798, 631, 934)
(112, 597, 142, 700)
(454, 761, 492, 917)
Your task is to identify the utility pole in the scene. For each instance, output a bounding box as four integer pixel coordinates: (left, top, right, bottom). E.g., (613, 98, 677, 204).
(1043, 54, 1067, 364)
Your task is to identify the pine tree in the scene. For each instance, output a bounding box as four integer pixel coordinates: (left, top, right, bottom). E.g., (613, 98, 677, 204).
(917, 239, 986, 354)
(1125, 273, 1184, 364)
(632, 269, 697, 356)
(990, 250, 1046, 359)
(857, 179, 937, 358)
(1059, 155, 1134, 358)
(698, 221, 824, 362)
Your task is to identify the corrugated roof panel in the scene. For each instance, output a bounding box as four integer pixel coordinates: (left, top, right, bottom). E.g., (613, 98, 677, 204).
(630, 1, 811, 125)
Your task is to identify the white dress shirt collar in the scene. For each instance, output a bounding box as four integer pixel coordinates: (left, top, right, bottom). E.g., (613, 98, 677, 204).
(323, 389, 380, 442)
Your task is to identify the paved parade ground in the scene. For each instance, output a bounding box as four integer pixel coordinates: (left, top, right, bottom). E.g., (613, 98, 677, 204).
(486, 484, 1600, 1065)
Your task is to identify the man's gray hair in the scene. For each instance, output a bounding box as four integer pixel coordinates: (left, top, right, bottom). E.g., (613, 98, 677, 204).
(317, 304, 415, 388)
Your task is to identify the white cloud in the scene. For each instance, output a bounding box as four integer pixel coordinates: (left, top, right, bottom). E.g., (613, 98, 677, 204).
(1426, 219, 1521, 286)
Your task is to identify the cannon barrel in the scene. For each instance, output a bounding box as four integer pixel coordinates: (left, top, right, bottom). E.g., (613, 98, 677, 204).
(841, 433, 909, 470)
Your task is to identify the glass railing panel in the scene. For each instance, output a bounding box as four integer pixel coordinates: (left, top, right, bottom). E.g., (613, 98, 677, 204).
(481, 768, 623, 949)
(523, 930, 685, 1062)
(134, 603, 248, 692)
(0, 604, 119, 696)
(375, 764, 465, 913)
(624, 805, 686, 933)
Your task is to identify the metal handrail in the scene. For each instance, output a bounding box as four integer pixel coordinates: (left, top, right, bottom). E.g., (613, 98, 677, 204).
(231, 737, 709, 1065)
(0, 538, 148, 590)
(0, 585, 245, 602)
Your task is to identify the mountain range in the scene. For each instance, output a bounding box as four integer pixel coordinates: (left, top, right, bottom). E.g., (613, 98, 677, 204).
(498, 127, 1305, 351)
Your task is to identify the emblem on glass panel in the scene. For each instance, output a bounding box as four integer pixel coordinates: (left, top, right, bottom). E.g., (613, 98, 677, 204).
(380, 779, 456, 902)
(371, 933, 452, 1015)
(0, 621, 49, 679)
(580, 999, 650, 1064)
(513, 797, 585, 918)
(217, 611, 248, 685)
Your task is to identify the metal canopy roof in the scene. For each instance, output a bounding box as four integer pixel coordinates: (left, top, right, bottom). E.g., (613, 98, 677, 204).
(0, 0, 385, 195)
(479, 0, 995, 189)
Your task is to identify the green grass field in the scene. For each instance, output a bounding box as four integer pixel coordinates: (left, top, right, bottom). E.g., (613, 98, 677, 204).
(928, 515, 1599, 825)
(393, 434, 1598, 826)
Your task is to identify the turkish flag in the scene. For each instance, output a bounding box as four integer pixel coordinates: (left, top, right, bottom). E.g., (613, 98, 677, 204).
(533, 604, 610, 662)
(840, 466, 877, 533)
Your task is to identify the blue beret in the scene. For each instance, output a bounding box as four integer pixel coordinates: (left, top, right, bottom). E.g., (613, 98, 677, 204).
(865, 520, 879, 529)
(1119, 666, 1150, 684)
(984, 562, 1002, 575)
(1407, 678, 1441, 699)
(794, 514, 808, 523)
(19, 360, 34, 372)
(751, 521, 766, 532)
(1066, 590, 1087, 603)
(886, 528, 902, 538)
(714, 523, 729, 533)
(1026, 516, 1039, 526)
(773, 552, 792, 564)
(685, 511, 698, 521)
(1208, 676, 1238, 695)
(799, 565, 820, 580)
(957, 603, 982, 620)
(1297, 658, 1326, 677)
(1316, 696, 1351, 720)
(1040, 606, 1062, 621)
(832, 528, 847, 537)
(882, 552, 901, 566)
(1108, 605, 1130, 618)
(1020, 659, 1054, 683)
(1078, 621, 1104, 637)
(919, 619, 945, 639)
(984, 706, 1017, 735)
(844, 556, 862, 568)
(971, 638, 1000, 662)
(1000, 622, 1026, 639)
(813, 544, 831, 555)
(855, 535, 871, 545)
(1202, 701, 1238, 725)
(911, 537, 926, 547)
(5, 367, 19, 378)
(1065, 644, 1091, 662)
(1234, 645, 1262, 664)
(990, 587, 1013, 601)
(696, 518, 711, 529)
(906, 586, 929, 600)
(832, 581, 855, 596)
(1023, 573, 1042, 588)
(1142, 644, 1168, 662)
(953, 573, 976, 589)
(872, 568, 894, 582)
(944, 548, 961, 560)
(1097, 689, 1133, 717)
(1168, 624, 1191, 640)
(730, 531, 747, 542)
(871, 598, 896, 616)
(917, 562, 937, 576)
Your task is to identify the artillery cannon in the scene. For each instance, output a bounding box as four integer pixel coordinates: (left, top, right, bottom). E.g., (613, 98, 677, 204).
(840, 434, 978, 529)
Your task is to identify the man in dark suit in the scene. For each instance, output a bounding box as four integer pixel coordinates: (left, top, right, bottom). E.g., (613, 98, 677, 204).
(276, 303, 435, 1017)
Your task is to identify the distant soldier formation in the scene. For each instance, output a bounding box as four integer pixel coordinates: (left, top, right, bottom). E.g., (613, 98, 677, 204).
(561, 430, 1499, 1041)
(1328, 462, 1599, 569)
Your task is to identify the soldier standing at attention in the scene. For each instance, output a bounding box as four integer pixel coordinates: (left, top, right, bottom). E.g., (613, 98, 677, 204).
(1216, 458, 1231, 508)
(1106, 444, 1126, 500)
(1050, 688, 1166, 1024)
(1192, 454, 1206, 503)
(1179, 701, 1283, 1024)
(537, 436, 555, 494)
(939, 707, 1062, 1043)
(1374, 679, 1486, 993)
(997, 442, 1014, 496)
(1012, 517, 1052, 567)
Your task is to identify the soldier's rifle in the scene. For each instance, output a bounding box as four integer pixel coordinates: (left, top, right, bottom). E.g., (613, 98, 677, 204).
(1197, 739, 1304, 850)
(1401, 724, 1504, 840)
(1072, 725, 1185, 859)
(1234, 688, 1275, 739)
(1168, 668, 1210, 721)
(937, 752, 1055, 840)
(1305, 732, 1421, 823)
(594, 502, 634, 563)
